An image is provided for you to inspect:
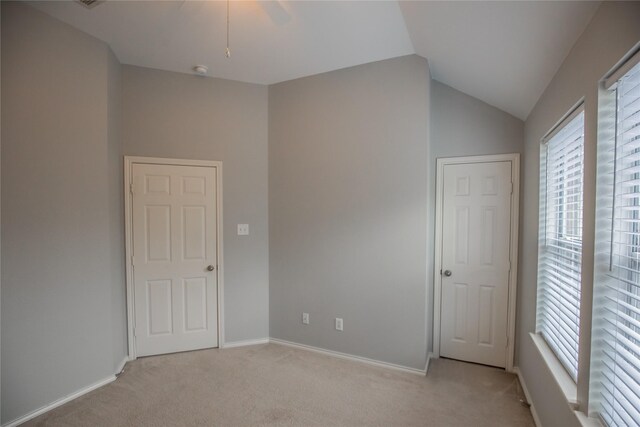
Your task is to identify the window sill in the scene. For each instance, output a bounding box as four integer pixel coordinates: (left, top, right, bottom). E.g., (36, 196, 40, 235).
(529, 333, 579, 409)
(575, 411, 604, 427)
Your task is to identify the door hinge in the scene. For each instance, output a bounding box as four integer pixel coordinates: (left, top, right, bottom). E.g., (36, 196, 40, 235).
(130, 183, 134, 195)
(510, 182, 514, 194)
(131, 255, 136, 267)
(133, 328, 137, 337)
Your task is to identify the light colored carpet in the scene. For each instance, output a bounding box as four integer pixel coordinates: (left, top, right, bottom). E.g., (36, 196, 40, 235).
(26, 343, 535, 426)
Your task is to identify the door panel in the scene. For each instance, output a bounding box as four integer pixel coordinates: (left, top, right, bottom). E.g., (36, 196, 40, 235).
(183, 206, 206, 260)
(146, 205, 171, 261)
(453, 283, 468, 341)
(147, 279, 173, 335)
(184, 277, 207, 332)
(454, 207, 469, 264)
(478, 285, 494, 345)
(132, 163, 218, 357)
(440, 161, 511, 368)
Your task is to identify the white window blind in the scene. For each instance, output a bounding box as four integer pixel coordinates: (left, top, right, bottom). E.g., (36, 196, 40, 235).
(537, 108, 585, 382)
(591, 59, 640, 427)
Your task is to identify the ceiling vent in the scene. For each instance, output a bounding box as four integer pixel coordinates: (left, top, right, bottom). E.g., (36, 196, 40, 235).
(76, 0, 104, 9)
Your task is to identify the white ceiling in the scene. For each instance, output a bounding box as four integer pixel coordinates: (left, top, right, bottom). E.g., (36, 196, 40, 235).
(399, 1, 600, 119)
(27, 0, 600, 120)
(27, 1, 414, 85)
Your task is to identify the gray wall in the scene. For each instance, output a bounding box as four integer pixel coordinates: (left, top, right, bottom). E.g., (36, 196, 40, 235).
(121, 65, 269, 344)
(269, 55, 430, 370)
(1, 3, 3, 420)
(108, 49, 127, 371)
(430, 81, 524, 159)
(518, 2, 640, 426)
(1, 3, 3, 421)
(428, 81, 524, 350)
(1, 2, 126, 423)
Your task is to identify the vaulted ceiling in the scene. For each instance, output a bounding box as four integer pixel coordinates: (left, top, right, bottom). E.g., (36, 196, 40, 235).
(28, 0, 601, 120)
(399, 1, 600, 119)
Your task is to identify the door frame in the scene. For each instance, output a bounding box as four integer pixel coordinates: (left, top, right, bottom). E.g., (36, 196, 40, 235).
(433, 153, 520, 371)
(123, 156, 224, 360)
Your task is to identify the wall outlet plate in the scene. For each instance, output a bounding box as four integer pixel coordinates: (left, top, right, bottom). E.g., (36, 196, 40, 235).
(335, 318, 343, 331)
(237, 224, 249, 235)
(302, 313, 309, 324)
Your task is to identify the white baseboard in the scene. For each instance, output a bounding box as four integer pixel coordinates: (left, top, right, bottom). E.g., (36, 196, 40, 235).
(115, 356, 128, 376)
(425, 352, 434, 374)
(513, 367, 542, 427)
(2, 375, 116, 427)
(269, 338, 426, 376)
(221, 338, 270, 349)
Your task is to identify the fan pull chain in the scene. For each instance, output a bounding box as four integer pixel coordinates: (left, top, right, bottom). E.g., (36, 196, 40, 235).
(225, 0, 231, 58)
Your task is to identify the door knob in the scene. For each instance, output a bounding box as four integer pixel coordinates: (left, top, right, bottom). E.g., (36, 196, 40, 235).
(443, 270, 452, 277)
(207, 265, 215, 272)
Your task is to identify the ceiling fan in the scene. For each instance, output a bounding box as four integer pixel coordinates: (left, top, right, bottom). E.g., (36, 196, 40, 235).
(178, 0, 292, 58)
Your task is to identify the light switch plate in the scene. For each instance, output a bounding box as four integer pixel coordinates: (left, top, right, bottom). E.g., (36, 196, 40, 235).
(237, 224, 249, 236)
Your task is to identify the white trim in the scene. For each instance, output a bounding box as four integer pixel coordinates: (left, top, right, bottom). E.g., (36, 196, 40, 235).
(125, 156, 224, 168)
(516, 364, 606, 427)
(124, 156, 225, 360)
(2, 375, 116, 427)
(222, 338, 270, 348)
(604, 41, 640, 90)
(514, 367, 543, 427)
(541, 101, 585, 144)
(433, 153, 520, 371)
(425, 134, 432, 381)
(575, 411, 605, 427)
(424, 352, 433, 374)
(124, 158, 135, 359)
(530, 333, 578, 409)
(507, 155, 521, 373)
(115, 356, 128, 376)
(269, 338, 426, 376)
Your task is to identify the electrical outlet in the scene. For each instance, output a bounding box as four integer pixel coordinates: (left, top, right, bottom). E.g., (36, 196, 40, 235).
(302, 313, 309, 325)
(237, 224, 249, 236)
(335, 318, 343, 331)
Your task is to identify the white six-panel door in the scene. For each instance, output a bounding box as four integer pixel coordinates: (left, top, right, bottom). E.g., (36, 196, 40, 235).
(132, 163, 218, 357)
(440, 161, 512, 368)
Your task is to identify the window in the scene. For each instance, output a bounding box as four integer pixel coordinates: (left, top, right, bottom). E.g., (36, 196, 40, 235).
(537, 107, 585, 381)
(591, 57, 640, 426)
